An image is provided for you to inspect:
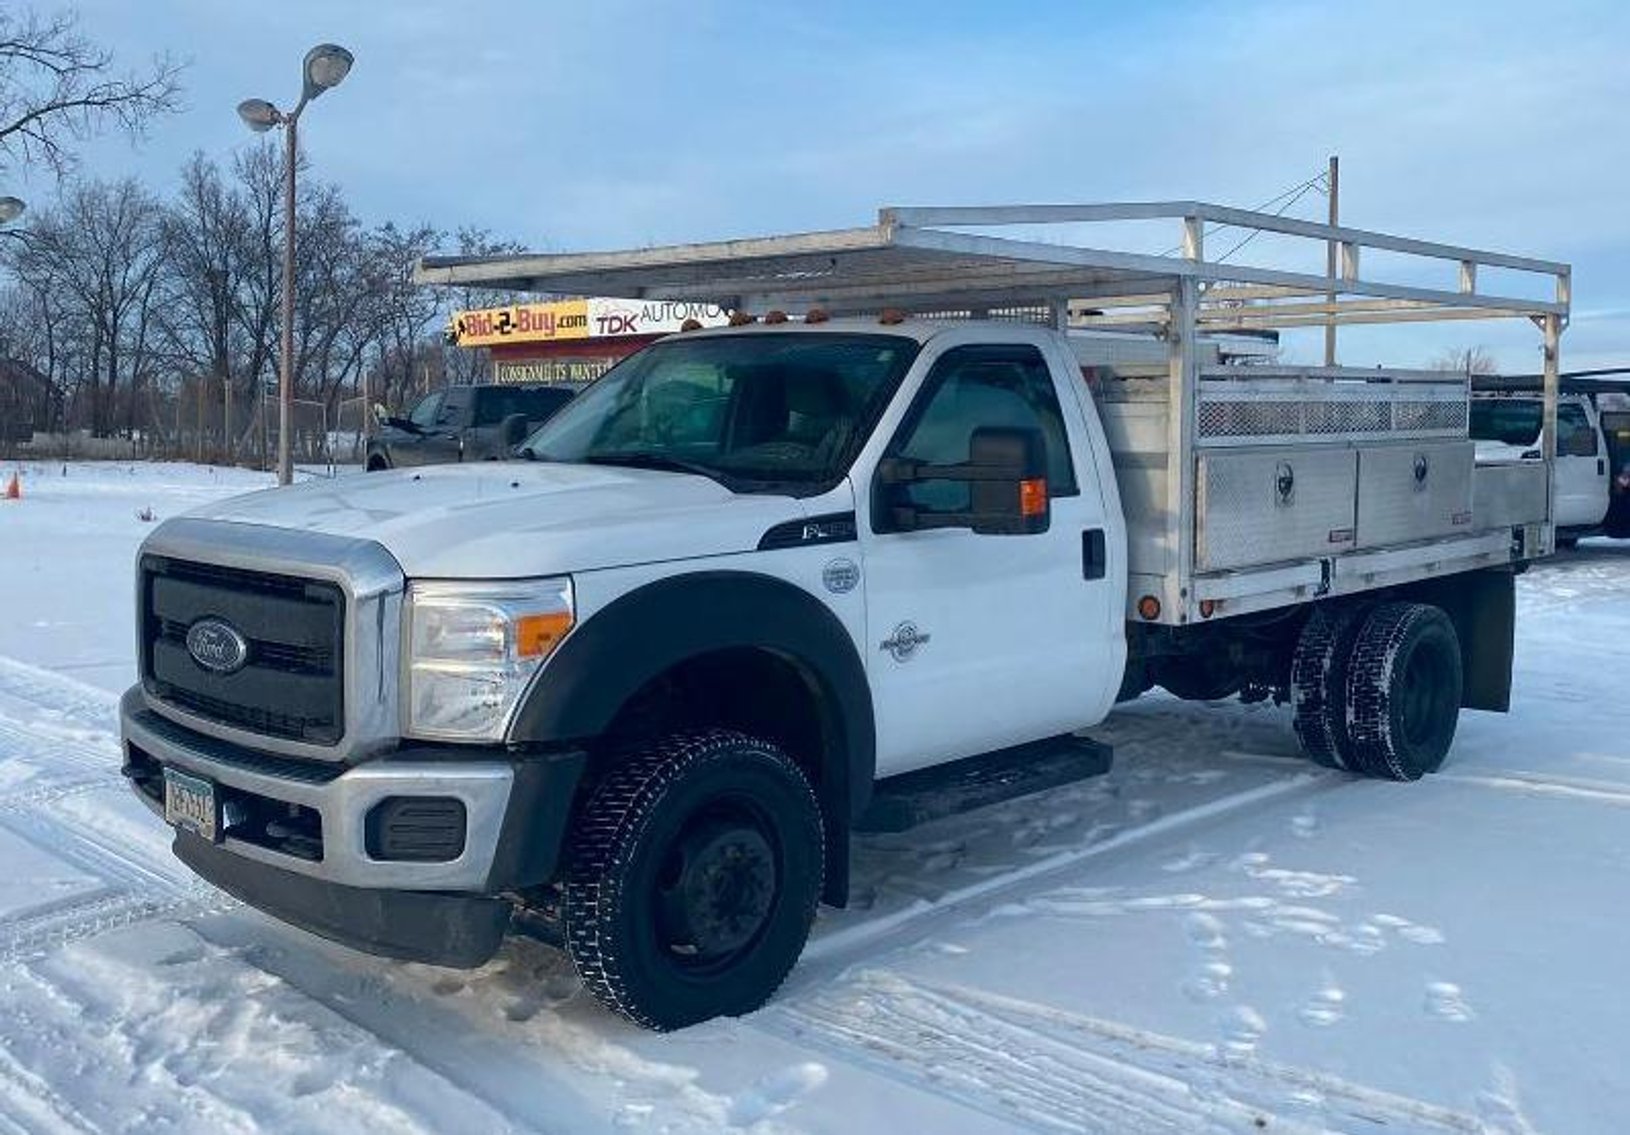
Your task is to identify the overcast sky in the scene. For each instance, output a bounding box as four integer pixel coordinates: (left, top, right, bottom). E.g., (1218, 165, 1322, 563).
(19, 0, 1630, 370)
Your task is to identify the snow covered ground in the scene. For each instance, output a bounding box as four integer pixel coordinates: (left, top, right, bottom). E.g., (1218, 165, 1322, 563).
(2, 461, 1628, 1134)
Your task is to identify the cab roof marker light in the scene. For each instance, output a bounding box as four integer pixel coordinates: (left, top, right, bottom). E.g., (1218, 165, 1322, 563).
(879, 308, 908, 325)
(728, 310, 757, 326)
(764, 309, 789, 324)
(805, 308, 831, 324)
(679, 317, 703, 332)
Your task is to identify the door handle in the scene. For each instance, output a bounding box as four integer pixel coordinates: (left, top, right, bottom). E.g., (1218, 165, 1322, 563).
(1600, 458, 1607, 476)
(1082, 528, 1107, 580)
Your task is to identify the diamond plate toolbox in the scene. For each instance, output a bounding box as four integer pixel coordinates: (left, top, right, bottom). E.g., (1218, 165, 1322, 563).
(1197, 448, 1358, 571)
(1354, 440, 1474, 548)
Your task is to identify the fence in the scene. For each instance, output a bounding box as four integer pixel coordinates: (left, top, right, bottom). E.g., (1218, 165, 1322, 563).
(0, 383, 369, 472)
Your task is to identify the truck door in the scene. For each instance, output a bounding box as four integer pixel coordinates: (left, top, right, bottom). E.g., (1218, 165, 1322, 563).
(1555, 399, 1609, 528)
(419, 387, 469, 465)
(1600, 408, 1630, 537)
(859, 342, 1122, 777)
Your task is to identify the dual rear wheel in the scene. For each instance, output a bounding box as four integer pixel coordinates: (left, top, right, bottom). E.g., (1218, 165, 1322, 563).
(1291, 601, 1463, 780)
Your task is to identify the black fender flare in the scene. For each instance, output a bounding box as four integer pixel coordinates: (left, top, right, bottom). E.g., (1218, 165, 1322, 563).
(508, 570, 876, 873)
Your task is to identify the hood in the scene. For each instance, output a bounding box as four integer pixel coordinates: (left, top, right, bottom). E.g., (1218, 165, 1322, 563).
(187, 462, 809, 578)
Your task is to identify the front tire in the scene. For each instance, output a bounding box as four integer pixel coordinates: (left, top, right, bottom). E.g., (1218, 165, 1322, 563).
(563, 730, 823, 1031)
(1344, 602, 1462, 780)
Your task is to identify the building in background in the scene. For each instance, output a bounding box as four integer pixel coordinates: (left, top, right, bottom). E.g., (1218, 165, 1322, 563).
(447, 297, 731, 387)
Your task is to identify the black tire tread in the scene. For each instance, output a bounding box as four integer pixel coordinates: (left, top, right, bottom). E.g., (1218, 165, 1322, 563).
(1345, 602, 1460, 781)
(563, 729, 822, 1031)
(1291, 603, 1366, 770)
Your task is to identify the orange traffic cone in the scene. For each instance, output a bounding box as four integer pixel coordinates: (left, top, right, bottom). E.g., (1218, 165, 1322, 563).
(3, 473, 18, 500)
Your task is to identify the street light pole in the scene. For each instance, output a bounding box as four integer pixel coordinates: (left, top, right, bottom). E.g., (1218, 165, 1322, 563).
(238, 43, 354, 486)
(280, 112, 297, 486)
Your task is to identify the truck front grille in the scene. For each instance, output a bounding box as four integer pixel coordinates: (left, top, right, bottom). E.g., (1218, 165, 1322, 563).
(141, 556, 346, 745)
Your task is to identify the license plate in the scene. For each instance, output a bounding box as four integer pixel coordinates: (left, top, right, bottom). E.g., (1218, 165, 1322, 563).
(164, 767, 220, 843)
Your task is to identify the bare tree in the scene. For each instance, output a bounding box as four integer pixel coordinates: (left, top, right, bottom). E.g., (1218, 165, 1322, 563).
(1431, 346, 1498, 376)
(0, 7, 183, 180)
(0, 130, 526, 459)
(21, 178, 165, 435)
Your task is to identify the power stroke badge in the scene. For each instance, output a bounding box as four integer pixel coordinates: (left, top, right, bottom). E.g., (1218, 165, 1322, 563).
(880, 621, 930, 663)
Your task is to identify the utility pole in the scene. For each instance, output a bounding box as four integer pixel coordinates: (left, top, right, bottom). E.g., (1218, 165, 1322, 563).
(1324, 154, 1339, 367)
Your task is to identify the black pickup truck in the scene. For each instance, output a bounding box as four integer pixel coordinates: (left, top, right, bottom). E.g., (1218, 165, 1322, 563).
(365, 384, 575, 470)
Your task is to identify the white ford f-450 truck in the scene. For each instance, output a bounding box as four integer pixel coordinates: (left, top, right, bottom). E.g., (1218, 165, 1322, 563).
(121, 203, 1569, 1029)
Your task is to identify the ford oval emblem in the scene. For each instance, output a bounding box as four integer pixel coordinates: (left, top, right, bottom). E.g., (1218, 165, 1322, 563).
(186, 618, 250, 675)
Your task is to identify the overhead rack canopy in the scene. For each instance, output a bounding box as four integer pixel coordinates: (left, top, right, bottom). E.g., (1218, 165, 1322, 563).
(414, 202, 1571, 330)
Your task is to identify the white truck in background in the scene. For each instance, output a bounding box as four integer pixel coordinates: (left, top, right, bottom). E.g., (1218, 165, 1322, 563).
(1472, 391, 1608, 545)
(121, 203, 1568, 1029)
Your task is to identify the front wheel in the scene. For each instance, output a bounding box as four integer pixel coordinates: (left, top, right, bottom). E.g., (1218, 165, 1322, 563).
(563, 730, 823, 1031)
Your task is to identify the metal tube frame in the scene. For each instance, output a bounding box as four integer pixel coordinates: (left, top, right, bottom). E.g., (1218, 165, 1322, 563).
(413, 198, 1572, 593)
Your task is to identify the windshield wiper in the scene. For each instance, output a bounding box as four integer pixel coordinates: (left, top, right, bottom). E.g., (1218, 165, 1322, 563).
(578, 452, 731, 485)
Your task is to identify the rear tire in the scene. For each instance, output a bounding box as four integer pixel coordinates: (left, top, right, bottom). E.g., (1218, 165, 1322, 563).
(1291, 603, 1368, 770)
(1345, 602, 1462, 781)
(563, 729, 823, 1031)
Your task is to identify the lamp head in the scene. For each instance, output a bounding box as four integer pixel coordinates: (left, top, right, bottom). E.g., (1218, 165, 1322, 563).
(237, 98, 281, 132)
(302, 43, 354, 100)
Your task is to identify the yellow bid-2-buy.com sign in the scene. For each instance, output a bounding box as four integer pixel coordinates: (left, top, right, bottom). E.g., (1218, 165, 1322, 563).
(449, 299, 590, 348)
(448, 298, 730, 348)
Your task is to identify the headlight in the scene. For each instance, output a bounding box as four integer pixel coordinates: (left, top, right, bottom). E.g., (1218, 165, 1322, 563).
(405, 578, 574, 741)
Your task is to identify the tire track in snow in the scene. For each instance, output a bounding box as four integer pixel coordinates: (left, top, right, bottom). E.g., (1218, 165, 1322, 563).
(762, 969, 1487, 1135)
(0, 659, 232, 962)
(0, 701, 122, 780)
(1433, 768, 1630, 806)
(0, 654, 119, 728)
(791, 774, 1329, 991)
(0, 1040, 102, 1135)
(0, 887, 232, 964)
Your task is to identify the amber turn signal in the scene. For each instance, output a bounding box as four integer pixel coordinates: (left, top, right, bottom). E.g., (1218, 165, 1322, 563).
(516, 611, 574, 657)
(1137, 595, 1161, 621)
(1019, 478, 1048, 517)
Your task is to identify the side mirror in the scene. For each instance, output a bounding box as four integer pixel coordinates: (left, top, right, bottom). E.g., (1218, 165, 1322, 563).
(371, 402, 390, 425)
(878, 425, 1050, 535)
(499, 412, 529, 448)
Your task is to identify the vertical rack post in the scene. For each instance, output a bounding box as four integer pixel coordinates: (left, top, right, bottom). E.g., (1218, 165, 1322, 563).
(1540, 310, 1563, 550)
(1324, 154, 1339, 366)
(1166, 273, 1199, 623)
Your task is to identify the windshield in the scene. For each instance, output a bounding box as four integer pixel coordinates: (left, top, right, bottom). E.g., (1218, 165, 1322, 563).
(1470, 399, 1596, 454)
(520, 332, 921, 494)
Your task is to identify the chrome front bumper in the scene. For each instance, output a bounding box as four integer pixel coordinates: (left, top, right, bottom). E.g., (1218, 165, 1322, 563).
(121, 687, 514, 892)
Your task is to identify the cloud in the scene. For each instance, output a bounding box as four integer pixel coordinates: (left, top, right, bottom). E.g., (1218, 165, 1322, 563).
(49, 0, 1630, 370)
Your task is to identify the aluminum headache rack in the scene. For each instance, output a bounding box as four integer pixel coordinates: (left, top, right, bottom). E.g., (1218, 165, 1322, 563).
(417, 202, 1570, 623)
